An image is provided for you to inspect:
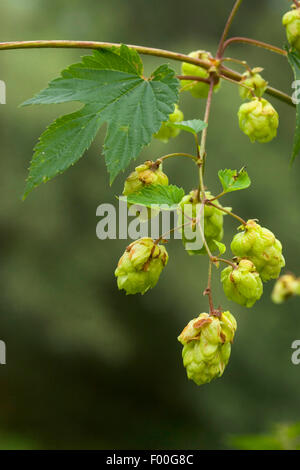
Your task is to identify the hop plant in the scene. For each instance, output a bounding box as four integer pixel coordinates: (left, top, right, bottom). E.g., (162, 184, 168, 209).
(238, 97, 279, 143)
(154, 104, 184, 143)
(181, 50, 220, 98)
(282, 7, 300, 52)
(115, 238, 168, 295)
(178, 311, 237, 386)
(231, 220, 285, 282)
(178, 190, 227, 255)
(221, 258, 263, 308)
(271, 274, 300, 304)
(239, 68, 268, 100)
(123, 161, 168, 196)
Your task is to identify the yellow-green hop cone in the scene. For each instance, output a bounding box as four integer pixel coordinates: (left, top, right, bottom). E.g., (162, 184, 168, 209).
(123, 161, 168, 196)
(221, 259, 263, 308)
(271, 274, 300, 304)
(178, 311, 237, 386)
(239, 69, 268, 100)
(178, 190, 227, 255)
(231, 220, 285, 282)
(238, 98, 279, 143)
(282, 7, 300, 52)
(154, 104, 184, 143)
(115, 238, 168, 295)
(123, 161, 168, 219)
(181, 50, 220, 99)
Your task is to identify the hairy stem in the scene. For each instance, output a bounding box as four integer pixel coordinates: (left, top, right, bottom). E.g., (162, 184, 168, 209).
(214, 257, 237, 269)
(216, 0, 244, 58)
(0, 39, 293, 107)
(199, 79, 215, 197)
(177, 74, 210, 84)
(158, 153, 198, 163)
(204, 261, 215, 314)
(222, 36, 287, 57)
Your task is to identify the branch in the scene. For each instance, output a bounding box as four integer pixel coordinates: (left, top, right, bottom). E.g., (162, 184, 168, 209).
(0, 40, 294, 107)
(216, 0, 244, 58)
(222, 36, 287, 57)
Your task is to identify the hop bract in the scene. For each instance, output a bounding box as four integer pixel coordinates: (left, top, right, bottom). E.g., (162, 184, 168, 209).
(154, 104, 184, 143)
(178, 190, 227, 255)
(238, 98, 279, 143)
(231, 220, 285, 282)
(271, 274, 300, 304)
(181, 50, 220, 99)
(115, 238, 168, 295)
(282, 8, 300, 52)
(178, 311, 237, 386)
(221, 258, 263, 308)
(239, 69, 268, 100)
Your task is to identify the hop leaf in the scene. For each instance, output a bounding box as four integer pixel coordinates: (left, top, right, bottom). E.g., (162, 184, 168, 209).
(115, 238, 168, 295)
(231, 220, 285, 282)
(221, 259, 263, 308)
(238, 98, 279, 143)
(178, 311, 237, 386)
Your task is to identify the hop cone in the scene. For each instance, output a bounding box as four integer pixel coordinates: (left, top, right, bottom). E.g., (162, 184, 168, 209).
(271, 274, 300, 304)
(123, 161, 168, 219)
(221, 258, 263, 308)
(282, 8, 300, 52)
(178, 190, 227, 255)
(239, 69, 268, 100)
(178, 311, 237, 386)
(115, 238, 168, 295)
(231, 220, 285, 282)
(238, 98, 279, 143)
(181, 50, 220, 98)
(154, 104, 184, 143)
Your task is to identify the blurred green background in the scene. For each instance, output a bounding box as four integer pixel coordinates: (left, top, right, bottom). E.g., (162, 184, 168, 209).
(0, 0, 299, 450)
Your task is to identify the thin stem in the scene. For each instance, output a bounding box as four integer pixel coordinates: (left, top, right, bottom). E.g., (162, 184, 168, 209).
(209, 191, 227, 202)
(221, 57, 252, 73)
(177, 75, 210, 84)
(154, 221, 193, 244)
(215, 257, 237, 269)
(219, 73, 256, 98)
(0, 39, 293, 107)
(158, 153, 198, 163)
(222, 37, 286, 57)
(199, 79, 214, 198)
(216, 0, 244, 58)
(204, 260, 214, 314)
(207, 200, 246, 225)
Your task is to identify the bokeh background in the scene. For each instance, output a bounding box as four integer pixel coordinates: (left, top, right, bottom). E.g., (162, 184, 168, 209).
(0, 0, 299, 450)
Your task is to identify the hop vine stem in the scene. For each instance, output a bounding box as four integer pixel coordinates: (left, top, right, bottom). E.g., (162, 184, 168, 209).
(216, 0, 244, 59)
(0, 39, 294, 107)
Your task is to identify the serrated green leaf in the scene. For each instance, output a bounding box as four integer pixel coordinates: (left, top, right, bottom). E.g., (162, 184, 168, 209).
(21, 45, 179, 196)
(218, 168, 251, 193)
(212, 240, 226, 255)
(286, 48, 300, 164)
(170, 119, 207, 135)
(123, 184, 185, 209)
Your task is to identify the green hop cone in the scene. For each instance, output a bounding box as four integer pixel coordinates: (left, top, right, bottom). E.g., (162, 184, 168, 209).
(282, 7, 300, 52)
(231, 219, 285, 282)
(115, 237, 168, 295)
(221, 258, 263, 308)
(154, 104, 184, 143)
(271, 274, 300, 304)
(238, 98, 279, 143)
(181, 50, 220, 99)
(239, 68, 268, 100)
(178, 190, 228, 255)
(178, 311, 237, 386)
(123, 160, 168, 219)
